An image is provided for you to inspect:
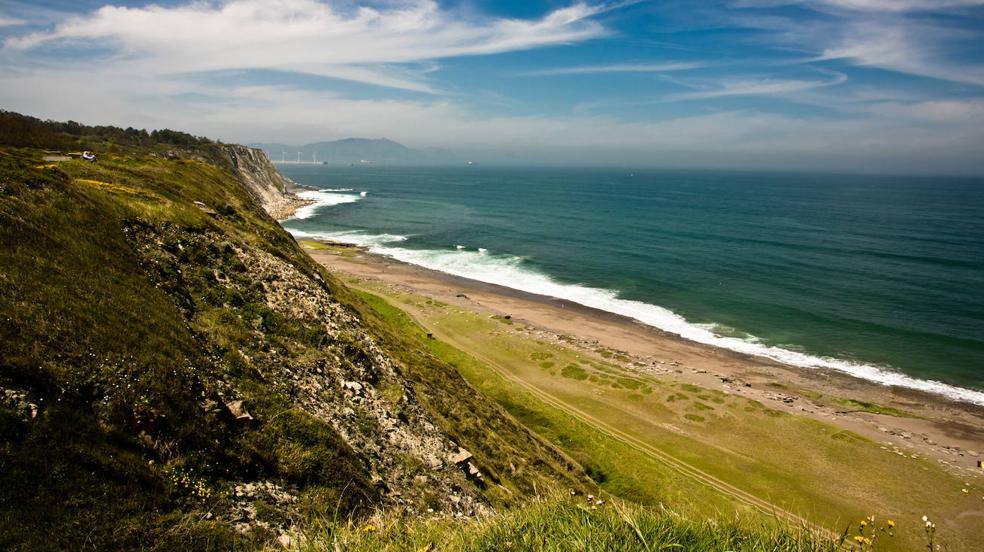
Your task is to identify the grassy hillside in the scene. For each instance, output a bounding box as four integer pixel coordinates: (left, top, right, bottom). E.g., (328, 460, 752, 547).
(0, 113, 853, 551)
(0, 136, 596, 550)
(0, 146, 361, 550)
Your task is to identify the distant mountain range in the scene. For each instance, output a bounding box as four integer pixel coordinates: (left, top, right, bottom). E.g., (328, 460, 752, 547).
(251, 138, 457, 166)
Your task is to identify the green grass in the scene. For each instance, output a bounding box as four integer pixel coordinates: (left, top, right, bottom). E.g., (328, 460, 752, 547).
(560, 364, 589, 381)
(346, 287, 755, 517)
(298, 239, 360, 257)
(834, 399, 919, 418)
(345, 288, 592, 508)
(0, 146, 393, 549)
(299, 494, 838, 552)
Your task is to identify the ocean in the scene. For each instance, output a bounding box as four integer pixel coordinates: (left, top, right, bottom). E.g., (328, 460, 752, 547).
(278, 165, 984, 404)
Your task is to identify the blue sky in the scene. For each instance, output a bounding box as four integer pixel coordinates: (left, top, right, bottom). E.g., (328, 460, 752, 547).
(1, 0, 984, 173)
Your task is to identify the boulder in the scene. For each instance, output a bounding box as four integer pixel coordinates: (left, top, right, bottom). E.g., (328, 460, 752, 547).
(449, 448, 473, 465)
(225, 400, 254, 421)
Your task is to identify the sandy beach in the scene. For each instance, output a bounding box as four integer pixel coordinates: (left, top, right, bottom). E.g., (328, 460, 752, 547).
(301, 239, 984, 480)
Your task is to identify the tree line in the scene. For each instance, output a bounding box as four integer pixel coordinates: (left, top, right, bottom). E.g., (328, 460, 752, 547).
(0, 110, 214, 150)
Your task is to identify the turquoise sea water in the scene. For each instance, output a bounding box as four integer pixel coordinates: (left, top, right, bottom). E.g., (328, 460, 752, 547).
(279, 165, 984, 403)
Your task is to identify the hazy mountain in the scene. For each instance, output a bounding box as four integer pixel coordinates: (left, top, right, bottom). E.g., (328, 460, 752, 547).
(251, 138, 456, 165)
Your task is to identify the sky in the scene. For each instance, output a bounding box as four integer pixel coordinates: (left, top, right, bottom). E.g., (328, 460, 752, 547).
(1, 0, 984, 174)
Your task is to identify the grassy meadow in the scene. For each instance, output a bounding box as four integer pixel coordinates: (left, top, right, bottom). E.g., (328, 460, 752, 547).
(332, 271, 982, 551)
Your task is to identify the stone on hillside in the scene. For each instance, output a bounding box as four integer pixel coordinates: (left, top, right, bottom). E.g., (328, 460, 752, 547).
(449, 448, 473, 465)
(225, 400, 253, 421)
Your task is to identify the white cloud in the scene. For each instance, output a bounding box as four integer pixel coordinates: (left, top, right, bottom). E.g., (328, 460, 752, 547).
(664, 71, 847, 100)
(4, 0, 609, 93)
(519, 62, 704, 76)
(729, 4, 984, 87)
(817, 19, 984, 86)
(0, 17, 26, 27)
(861, 98, 984, 123)
(733, 0, 984, 11)
(816, 0, 984, 11)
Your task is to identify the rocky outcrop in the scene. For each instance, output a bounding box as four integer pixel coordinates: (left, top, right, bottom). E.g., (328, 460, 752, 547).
(124, 221, 489, 538)
(196, 144, 309, 219)
(231, 243, 490, 517)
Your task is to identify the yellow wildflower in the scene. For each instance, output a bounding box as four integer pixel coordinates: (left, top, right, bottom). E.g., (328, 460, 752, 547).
(362, 524, 378, 533)
(887, 519, 896, 528)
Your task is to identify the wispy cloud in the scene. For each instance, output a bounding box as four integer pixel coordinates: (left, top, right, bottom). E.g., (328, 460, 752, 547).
(731, 0, 984, 86)
(665, 71, 847, 100)
(815, 19, 984, 86)
(3, 0, 610, 93)
(733, 0, 984, 11)
(0, 16, 26, 27)
(519, 62, 704, 76)
(817, 0, 984, 10)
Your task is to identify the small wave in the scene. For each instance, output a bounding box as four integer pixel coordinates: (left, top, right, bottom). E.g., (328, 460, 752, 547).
(455, 245, 466, 250)
(366, 245, 984, 406)
(360, 191, 369, 197)
(288, 190, 362, 220)
(478, 248, 488, 254)
(287, 228, 408, 248)
(319, 188, 354, 192)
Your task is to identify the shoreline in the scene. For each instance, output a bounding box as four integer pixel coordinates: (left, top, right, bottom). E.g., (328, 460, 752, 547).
(299, 238, 984, 478)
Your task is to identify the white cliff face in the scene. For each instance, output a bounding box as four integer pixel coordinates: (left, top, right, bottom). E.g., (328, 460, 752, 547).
(202, 145, 307, 219)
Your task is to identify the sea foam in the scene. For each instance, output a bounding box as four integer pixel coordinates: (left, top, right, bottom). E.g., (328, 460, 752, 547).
(287, 228, 407, 248)
(287, 190, 363, 220)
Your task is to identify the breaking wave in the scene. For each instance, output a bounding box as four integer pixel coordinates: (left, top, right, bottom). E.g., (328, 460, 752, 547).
(287, 228, 408, 248)
(358, 244, 984, 406)
(288, 190, 363, 220)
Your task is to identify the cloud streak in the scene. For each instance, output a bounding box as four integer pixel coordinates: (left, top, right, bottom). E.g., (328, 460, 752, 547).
(519, 62, 704, 76)
(815, 19, 984, 86)
(732, 1, 984, 86)
(734, 0, 984, 11)
(664, 71, 847, 100)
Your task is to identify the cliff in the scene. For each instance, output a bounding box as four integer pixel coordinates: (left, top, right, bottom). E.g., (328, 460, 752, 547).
(194, 144, 309, 219)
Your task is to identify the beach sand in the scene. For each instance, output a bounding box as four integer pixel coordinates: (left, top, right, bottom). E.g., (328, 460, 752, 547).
(302, 240, 984, 479)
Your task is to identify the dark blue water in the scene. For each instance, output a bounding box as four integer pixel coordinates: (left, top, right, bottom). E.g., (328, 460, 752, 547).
(279, 165, 984, 402)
